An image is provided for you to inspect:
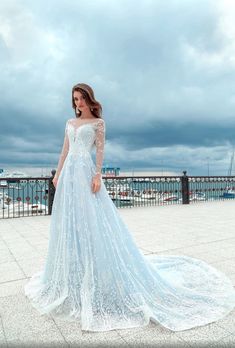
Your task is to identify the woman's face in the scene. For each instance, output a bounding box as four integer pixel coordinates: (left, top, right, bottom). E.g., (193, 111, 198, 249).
(73, 90, 89, 112)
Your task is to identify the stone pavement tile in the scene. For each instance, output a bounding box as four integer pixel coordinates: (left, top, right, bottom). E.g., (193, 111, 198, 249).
(140, 248, 153, 255)
(0, 220, 11, 228)
(0, 237, 27, 247)
(150, 239, 193, 252)
(117, 323, 191, 347)
(175, 321, 234, 347)
(0, 231, 26, 243)
(4, 234, 31, 243)
(17, 257, 45, 278)
(1, 239, 20, 248)
(52, 317, 129, 347)
(186, 251, 233, 265)
(3, 236, 32, 246)
(173, 243, 230, 256)
(36, 249, 48, 258)
(156, 247, 194, 254)
(0, 242, 8, 250)
(8, 247, 42, 261)
(210, 258, 235, 275)
(19, 223, 47, 232)
(207, 333, 235, 348)
(27, 238, 48, 247)
(215, 309, 235, 335)
(115, 319, 159, 337)
(0, 278, 28, 298)
(209, 246, 235, 260)
(0, 261, 25, 283)
(4, 241, 35, 253)
(0, 248, 15, 264)
(0, 293, 68, 347)
(23, 230, 47, 244)
(0, 317, 7, 347)
(33, 242, 48, 255)
(181, 333, 235, 348)
(136, 242, 168, 253)
(212, 238, 235, 249)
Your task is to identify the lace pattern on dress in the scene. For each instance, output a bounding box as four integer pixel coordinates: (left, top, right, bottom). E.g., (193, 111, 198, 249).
(55, 118, 105, 179)
(54, 121, 70, 179)
(94, 119, 105, 175)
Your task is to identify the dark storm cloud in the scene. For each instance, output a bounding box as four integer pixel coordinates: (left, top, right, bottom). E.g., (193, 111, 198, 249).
(0, 0, 235, 174)
(109, 120, 235, 150)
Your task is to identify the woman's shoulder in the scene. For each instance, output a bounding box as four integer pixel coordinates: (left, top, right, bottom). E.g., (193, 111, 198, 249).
(96, 117, 105, 124)
(64, 118, 72, 127)
(95, 118, 105, 131)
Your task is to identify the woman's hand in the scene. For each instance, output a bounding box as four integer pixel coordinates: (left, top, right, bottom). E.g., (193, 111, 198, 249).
(91, 173, 101, 193)
(52, 176, 58, 188)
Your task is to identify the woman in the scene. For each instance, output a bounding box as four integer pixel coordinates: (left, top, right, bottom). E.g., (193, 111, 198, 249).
(25, 83, 235, 332)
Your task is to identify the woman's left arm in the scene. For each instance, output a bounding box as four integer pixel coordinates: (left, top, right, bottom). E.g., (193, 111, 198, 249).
(92, 119, 105, 193)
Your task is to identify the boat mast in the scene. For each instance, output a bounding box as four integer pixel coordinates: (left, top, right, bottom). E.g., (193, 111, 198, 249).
(228, 147, 235, 176)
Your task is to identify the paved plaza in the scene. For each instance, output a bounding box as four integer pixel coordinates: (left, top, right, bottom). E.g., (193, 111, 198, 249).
(0, 200, 235, 347)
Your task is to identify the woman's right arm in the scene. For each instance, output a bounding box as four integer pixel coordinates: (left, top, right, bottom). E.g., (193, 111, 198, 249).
(53, 120, 70, 184)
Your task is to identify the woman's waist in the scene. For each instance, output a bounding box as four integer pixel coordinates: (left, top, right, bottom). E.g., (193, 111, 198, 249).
(68, 148, 92, 157)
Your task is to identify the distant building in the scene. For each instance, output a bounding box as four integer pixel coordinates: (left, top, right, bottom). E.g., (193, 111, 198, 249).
(102, 167, 120, 177)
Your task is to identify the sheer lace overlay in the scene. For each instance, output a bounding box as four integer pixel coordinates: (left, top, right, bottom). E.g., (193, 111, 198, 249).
(55, 118, 105, 179)
(54, 121, 70, 179)
(94, 119, 105, 175)
(24, 117, 235, 332)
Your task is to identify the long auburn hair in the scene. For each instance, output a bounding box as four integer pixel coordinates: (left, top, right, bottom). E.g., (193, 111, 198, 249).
(72, 83, 103, 119)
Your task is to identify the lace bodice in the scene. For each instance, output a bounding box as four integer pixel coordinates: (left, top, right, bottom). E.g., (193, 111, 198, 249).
(55, 118, 105, 179)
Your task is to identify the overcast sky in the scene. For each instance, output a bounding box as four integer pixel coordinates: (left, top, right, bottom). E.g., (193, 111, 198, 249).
(1, 0, 235, 176)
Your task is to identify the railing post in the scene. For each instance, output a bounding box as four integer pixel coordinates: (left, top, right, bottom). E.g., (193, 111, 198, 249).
(48, 169, 56, 215)
(181, 170, 189, 204)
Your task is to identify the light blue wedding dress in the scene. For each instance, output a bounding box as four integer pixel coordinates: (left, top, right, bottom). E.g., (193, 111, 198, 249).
(25, 117, 235, 332)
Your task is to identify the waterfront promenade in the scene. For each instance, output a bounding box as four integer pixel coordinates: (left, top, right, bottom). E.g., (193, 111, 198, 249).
(0, 200, 235, 347)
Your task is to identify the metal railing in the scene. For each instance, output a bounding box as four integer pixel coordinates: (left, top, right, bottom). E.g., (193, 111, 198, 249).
(0, 171, 235, 219)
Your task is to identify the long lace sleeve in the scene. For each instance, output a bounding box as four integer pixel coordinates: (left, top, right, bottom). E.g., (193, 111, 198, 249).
(54, 121, 69, 179)
(94, 119, 105, 176)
